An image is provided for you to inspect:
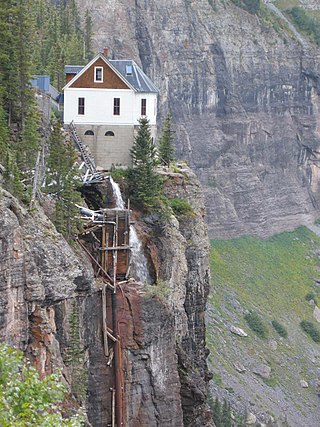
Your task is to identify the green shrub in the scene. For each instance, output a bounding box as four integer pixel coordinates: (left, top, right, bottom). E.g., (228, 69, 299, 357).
(244, 311, 268, 338)
(110, 168, 128, 181)
(300, 320, 320, 343)
(271, 320, 288, 338)
(287, 7, 320, 46)
(305, 291, 317, 305)
(0, 344, 83, 426)
(230, 0, 260, 14)
(169, 198, 194, 216)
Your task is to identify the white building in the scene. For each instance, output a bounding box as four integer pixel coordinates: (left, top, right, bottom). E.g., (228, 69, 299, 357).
(63, 52, 159, 170)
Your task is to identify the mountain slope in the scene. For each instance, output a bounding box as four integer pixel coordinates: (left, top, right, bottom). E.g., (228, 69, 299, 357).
(77, 0, 320, 238)
(208, 226, 320, 426)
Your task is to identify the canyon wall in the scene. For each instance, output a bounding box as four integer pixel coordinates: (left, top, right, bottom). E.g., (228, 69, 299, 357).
(77, 0, 320, 238)
(0, 165, 212, 426)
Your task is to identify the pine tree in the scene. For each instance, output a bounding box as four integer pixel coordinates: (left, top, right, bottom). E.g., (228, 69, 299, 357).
(32, 0, 91, 89)
(45, 121, 83, 239)
(0, 101, 9, 164)
(128, 117, 163, 209)
(84, 9, 93, 62)
(221, 399, 232, 427)
(0, 0, 41, 202)
(65, 300, 87, 403)
(158, 113, 175, 166)
(212, 397, 222, 426)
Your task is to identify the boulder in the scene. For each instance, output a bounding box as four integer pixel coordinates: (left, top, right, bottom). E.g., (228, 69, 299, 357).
(230, 325, 248, 337)
(253, 364, 271, 379)
(234, 361, 246, 373)
(247, 412, 257, 425)
(313, 305, 320, 323)
(269, 340, 278, 350)
(300, 380, 309, 388)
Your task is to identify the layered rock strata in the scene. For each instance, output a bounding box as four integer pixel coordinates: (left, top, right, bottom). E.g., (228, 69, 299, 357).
(0, 165, 212, 426)
(77, 0, 320, 238)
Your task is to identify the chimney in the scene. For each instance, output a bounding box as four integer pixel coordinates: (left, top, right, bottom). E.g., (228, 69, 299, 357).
(103, 47, 109, 58)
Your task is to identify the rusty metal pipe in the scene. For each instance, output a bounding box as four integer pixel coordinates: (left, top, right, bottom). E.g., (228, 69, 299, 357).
(112, 291, 123, 426)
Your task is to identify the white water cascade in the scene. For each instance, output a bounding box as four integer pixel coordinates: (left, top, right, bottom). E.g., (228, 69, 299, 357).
(109, 176, 152, 284)
(129, 225, 152, 284)
(109, 176, 125, 209)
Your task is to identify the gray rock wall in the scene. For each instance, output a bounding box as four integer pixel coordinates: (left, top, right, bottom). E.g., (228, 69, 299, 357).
(0, 170, 212, 426)
(77, 0, 320, 238)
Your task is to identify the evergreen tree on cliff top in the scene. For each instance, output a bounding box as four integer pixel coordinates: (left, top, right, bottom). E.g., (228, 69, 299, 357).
(45, 121, 83, 240)
(158, 113, 175, 166)
(129, 117, 162, 209)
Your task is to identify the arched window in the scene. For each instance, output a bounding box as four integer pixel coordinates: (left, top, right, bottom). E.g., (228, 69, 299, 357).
(105, 131, 115, 137)
(84, 130, 94, 135)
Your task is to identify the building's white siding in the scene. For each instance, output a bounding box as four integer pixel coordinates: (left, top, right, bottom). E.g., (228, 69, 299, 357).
(133, 93, 157, 124)
(64, 88, 157, 126)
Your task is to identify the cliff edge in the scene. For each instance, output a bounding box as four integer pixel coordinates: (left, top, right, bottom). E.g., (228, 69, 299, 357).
(0, 165, 213, 426)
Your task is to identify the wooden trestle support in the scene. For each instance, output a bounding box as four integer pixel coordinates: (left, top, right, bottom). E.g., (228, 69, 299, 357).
(77, 206, 131, 427)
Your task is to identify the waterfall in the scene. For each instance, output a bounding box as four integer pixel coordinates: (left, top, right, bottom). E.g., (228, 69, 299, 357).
(129, 226, 152, 284)
(109, 176, 152, 284)
(109, 176, 125, 209)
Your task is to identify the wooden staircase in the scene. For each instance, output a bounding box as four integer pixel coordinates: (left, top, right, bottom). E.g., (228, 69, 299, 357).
(68, 121, 99, 182)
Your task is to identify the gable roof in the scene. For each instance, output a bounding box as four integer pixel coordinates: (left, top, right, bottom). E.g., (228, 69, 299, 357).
(63, 54, 159, 93)
(65, 65, 83, 75)
(111, 60, 159, 93)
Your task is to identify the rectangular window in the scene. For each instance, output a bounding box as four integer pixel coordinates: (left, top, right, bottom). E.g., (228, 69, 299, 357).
(141, 98, 147, 116)
(113, 98, 120, 115)
(126, 64, 133, 75)
(78, 97, 85, 115)
(94, 66, 103, 82)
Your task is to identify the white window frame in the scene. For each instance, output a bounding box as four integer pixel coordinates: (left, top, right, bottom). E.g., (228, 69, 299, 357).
(78, 97, 85, 115)
(141, 98, 147, 116)
(113, 97, 120, 116)
(94, 66, 103, 83)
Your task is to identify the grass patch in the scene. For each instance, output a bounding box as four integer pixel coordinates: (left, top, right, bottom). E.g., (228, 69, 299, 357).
(210, 227, 320, 317)
(212, 372, 223, 386)
(300, 320, 320, 343)
(145, 280, 171, 301)
(169, 198, 194, 216)
(305, 291, 317, 305)
(244, 311, 268, 339)
(286, 7, 320, 46)
(263, 376, 279, 388)
(271, 320, 288, 338)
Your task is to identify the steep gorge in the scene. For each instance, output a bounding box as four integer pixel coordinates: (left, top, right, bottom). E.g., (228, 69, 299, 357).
(77, 0, 320, 238)
(0, 166, 212, 426)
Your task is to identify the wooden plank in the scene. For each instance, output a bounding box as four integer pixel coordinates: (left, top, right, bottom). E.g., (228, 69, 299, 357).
(102, 284, 109, 357)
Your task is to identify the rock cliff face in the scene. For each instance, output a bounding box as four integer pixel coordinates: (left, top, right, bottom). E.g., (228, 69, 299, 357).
(0, 165, 212, 426)
(77, 0, 320, 238)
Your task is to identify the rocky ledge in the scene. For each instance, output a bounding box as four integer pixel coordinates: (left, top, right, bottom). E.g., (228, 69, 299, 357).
(0, 165, 213, 427)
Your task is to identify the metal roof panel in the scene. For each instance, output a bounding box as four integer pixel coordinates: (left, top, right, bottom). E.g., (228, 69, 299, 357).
(110, 60, 159, 93)
(65, 65, 84, 75)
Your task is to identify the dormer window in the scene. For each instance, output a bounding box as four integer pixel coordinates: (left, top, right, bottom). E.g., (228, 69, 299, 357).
(126, 65, 133, 75)
(94, 66, 103, 82)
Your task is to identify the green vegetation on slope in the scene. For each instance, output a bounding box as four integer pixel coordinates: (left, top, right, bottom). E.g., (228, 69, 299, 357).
(210, 227, 320, 318)
(0, 1, 89, 209)
(0, 344, 83, 426)
(287, 7, 320, 46)
(230, 0, 261, 14)
(208, 227, 320, 424)
(273, 1, 320, 46)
